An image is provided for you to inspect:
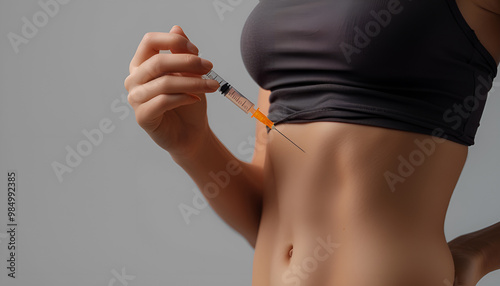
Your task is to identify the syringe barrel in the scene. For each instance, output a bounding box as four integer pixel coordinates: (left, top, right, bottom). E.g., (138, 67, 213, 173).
(224, 87, 255, 113)
(202, 70, 255, 113)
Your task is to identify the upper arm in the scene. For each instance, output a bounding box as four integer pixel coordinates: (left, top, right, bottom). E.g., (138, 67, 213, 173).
(250, 87, 271, 168)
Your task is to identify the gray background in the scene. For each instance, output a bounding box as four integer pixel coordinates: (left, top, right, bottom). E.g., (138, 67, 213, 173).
(0, 0, 499, 285)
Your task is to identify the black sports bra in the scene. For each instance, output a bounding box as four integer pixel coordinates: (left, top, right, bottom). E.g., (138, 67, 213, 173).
(240, 0, 498, 146)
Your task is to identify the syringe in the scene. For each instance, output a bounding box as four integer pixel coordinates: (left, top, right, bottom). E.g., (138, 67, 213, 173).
(202, 70, 305, 154)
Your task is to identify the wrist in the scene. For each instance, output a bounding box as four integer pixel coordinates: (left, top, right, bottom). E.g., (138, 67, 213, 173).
(170, 124, 215, 166)
(448, 233, 488, 284)
(452, 229, 500, 277)
(474, 230, 500, 276)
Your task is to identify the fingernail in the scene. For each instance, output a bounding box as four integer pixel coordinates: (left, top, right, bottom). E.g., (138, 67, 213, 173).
(188, 95, 201, 102)
(187, 41, 199, 54)
(201, 58, 213, 70)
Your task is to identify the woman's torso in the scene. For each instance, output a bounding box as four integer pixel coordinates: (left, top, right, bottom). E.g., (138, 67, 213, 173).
(250, 1, 500, 285)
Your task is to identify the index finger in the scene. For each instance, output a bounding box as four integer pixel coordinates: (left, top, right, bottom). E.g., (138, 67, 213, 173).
(129, 32, 198, 73)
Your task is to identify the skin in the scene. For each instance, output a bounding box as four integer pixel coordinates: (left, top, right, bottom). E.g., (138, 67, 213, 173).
(124, 1, 500, 285)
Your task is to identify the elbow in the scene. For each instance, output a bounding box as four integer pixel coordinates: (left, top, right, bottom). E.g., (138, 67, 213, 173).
(243, 198, 263, 250)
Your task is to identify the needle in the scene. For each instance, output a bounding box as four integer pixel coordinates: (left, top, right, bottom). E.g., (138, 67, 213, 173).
(272, 126, 306, 154)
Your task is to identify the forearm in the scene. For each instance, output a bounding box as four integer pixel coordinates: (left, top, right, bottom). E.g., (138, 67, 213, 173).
(172, 127, 264, 247)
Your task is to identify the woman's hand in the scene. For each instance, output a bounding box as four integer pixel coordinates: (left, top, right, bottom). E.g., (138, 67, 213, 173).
(448, 234, 488, 286)
(124, 25, 220, 159)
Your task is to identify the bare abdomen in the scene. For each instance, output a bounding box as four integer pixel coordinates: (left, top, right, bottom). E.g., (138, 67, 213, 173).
(251, 122, 467, 286)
